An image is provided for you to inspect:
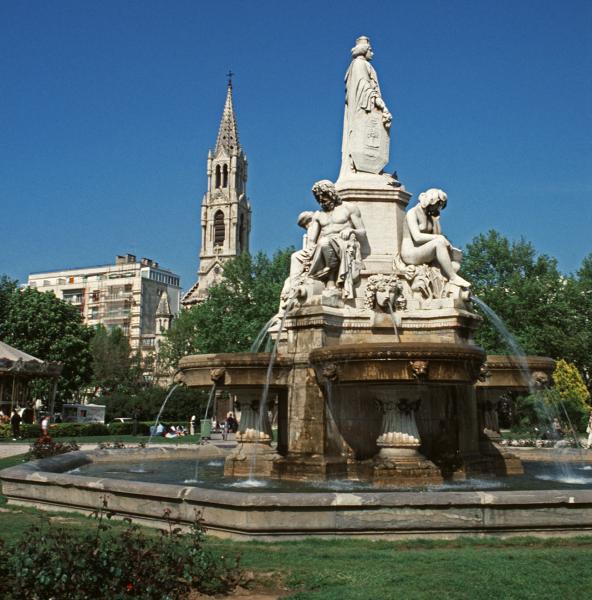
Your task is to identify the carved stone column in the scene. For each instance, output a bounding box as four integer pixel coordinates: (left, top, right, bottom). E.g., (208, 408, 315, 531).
(376, 397, 421, 453)
(475, 388, 524, 477)
(373, 386, 442, 486)
(236, 394, 272, 444)
(224, 391, 280, 478)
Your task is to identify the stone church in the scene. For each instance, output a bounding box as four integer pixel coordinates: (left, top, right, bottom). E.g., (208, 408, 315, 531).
(182, 78, 252, 307)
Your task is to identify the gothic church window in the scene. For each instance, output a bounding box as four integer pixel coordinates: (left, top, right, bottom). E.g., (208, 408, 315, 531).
(222, 164, 228, 188)
(215, 165, 221, 188)
(238, 214, 245, 253)
(214, 210, 225, 246)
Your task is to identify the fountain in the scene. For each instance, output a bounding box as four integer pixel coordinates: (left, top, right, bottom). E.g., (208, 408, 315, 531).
(2, 35, 590, 539)
(179, 39, 521, 487)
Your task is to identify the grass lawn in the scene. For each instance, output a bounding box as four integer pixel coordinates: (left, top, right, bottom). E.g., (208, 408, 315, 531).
(211, 536, 592, 599)
(2, 454, 592, 599)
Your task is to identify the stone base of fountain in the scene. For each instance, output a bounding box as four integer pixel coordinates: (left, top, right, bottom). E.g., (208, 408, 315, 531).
(223, 443, 282, 478)
(372, 448, 443, 486)
(274, 453, 349, 481)
(475, 441, 525, 477)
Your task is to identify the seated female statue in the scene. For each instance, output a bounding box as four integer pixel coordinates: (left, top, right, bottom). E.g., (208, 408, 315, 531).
(400, 188, 470, 288)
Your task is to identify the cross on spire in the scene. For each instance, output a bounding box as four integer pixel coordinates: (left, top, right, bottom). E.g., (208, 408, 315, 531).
(226, 70, 234, 87)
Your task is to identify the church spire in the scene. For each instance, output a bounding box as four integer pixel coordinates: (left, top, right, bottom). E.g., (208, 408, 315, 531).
(215, 73, 240, 155)
(181, 75, 252, 308)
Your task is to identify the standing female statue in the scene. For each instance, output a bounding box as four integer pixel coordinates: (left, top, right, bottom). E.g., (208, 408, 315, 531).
(339, 36, 392, 179)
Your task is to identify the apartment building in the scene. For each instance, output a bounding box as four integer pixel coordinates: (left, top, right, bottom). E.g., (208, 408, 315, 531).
(27, 254, 180, 366)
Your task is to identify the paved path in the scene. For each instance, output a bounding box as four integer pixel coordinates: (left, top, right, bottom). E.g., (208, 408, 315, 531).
(0, 443, 99, 459)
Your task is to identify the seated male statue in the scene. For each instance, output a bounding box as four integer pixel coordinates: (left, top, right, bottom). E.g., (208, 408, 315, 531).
(399, 188, 470, 289)
(307, 179, 366, 298)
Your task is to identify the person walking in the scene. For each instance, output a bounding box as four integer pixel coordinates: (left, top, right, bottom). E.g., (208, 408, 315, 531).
(41, 415, 50, 437)
(10, 409, 21, 440)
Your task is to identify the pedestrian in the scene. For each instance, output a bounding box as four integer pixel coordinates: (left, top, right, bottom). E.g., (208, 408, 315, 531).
(226, 412, 238, 434)
(586, 413, 592, 449)
(10, 409, 22, 440)
(41, 415, 50, 437)
(551, 417, 563, 439)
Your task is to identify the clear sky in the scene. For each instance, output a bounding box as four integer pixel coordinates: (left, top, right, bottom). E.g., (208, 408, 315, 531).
(1, 0, 590, 291)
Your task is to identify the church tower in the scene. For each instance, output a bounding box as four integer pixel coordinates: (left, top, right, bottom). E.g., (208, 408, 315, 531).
(182, 77, 252, 307)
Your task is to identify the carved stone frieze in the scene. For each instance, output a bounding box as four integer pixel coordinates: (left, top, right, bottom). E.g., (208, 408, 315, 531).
(321, 363, 339, 384)
(364, 274, 404, 311)
(409, 360, 429, 380)
(209, 367, 226, 384)
(531, 371, 550, 390)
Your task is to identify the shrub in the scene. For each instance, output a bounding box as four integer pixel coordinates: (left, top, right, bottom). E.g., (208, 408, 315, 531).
(28, 436, 80, 460)
(2, 506, 240, 599)
(0, 423, 43, 439)
(553, 359, 590, 406)
(512, 388, 589, 434)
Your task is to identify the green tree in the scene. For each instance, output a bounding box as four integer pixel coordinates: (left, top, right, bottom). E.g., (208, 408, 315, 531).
(161, 249, 291, 365)
(0, 288, 93, 401)
(0, 275, 18, 326)
(573, 253, 592, 390)
(461, 230, 581, 360)
(89, 325, 141, 394)
(102, 386, 209, 422)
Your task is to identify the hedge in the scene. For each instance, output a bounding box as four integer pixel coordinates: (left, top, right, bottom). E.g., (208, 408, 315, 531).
(0, 422, 109, 439)
(0, 421, 196, 439)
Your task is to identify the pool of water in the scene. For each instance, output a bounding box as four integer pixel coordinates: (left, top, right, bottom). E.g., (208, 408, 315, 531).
(68, 458, 592, 493)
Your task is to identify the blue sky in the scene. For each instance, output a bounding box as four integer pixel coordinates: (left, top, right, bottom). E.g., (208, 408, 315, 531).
(1, 0, 590, 291)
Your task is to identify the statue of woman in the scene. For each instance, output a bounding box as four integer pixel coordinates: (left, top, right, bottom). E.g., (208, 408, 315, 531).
(339, 36, 392, 179)
(400, 188, 471, 288)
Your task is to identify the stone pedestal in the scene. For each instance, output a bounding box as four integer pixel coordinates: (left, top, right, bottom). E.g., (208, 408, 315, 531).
(373, 388, 442, 486)
(336, 178, 411, 303)
(224, 392, 281, 478)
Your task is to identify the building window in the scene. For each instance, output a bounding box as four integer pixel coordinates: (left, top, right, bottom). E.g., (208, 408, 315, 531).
(222, 164, 228, 188)
(213, 210, 225, 246)
(215, 165, 221, 188)
(239, 213, 245, 253)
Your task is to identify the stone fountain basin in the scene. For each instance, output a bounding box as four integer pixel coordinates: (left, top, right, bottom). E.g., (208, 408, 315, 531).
(3, 446, 592, 540)
(178, 352, 293, 389)
(309, 342, 486, 384)
(477, 355, 555, 389)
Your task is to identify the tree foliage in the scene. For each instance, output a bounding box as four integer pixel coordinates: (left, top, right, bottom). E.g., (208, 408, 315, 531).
(101, 386, 210, 422)
(0, 275, 18, 326)
(161, 250, 291, 365)
(462, 231, 583, 358)
(89, 325, 141, 394)
(0, 287, 93, 401)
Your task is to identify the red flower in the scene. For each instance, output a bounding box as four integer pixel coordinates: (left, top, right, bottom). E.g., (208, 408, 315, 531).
(126, 582, 134, 592)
